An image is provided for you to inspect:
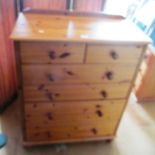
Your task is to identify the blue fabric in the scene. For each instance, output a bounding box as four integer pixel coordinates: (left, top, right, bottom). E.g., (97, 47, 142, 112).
(0, 134, 7, 149)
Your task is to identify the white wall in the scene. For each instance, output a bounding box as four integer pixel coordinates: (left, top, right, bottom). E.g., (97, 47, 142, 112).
(104, 0, 136, 16)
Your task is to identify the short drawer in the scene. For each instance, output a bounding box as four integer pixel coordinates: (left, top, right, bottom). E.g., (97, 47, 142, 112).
(86, 45, 142, 64)
(23, 83, 130, 102)
(20, 42, 85, 63)
(22, 64, 136, 85)
(25, 100, 125, 142)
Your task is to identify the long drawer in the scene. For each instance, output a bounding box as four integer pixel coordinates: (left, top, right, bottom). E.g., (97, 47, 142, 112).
(86, 44, 142, 64)
(23, 83, 130, 102)
(20, 42, 85, 64)
(25, 100, 125, 142)
(22, 64, 137, 85)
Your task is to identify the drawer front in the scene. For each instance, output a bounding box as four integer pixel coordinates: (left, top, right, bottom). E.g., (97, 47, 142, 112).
(25, 100, 125, 142)
(22, 64, 136, 85)
(23, 83, 130, 102)
(20, 42, 85, 64)
(86, 45, 142, 64)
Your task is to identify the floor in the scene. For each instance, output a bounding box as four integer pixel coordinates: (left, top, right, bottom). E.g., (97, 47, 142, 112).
(0, 94, 155, 155)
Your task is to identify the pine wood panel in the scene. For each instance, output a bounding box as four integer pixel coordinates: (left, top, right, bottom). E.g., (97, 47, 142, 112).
(25, 99, 125, 142)
(20, 42, 85, 63)
(10, 13, 151, 44)
(134, 72, 142, 91)
(0, 0, 17, 108)
(23, 83, 130, 102)
(74, 0, 103, 12)
(86, 45, 142, 64)
(135, 49, 155, 102)
(139, 61, 148, 76)
(134, 60, 149, 92)
(24, 0, 67, 10)
(22, 64, 136, 85)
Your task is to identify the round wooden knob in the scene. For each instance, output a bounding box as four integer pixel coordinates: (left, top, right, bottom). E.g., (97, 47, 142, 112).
(48, 50, 56, 60)
(110, 50, 119, 60)
(105, 71, 113, 80)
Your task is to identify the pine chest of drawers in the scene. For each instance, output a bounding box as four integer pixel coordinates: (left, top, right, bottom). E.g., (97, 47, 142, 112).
(11, 11, 150, 146)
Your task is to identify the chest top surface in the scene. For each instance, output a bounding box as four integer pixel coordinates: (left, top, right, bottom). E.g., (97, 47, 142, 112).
(11, 11, 151, 45)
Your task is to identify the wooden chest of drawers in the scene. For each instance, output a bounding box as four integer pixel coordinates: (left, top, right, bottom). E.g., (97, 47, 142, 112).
(11, 11, 150, 146)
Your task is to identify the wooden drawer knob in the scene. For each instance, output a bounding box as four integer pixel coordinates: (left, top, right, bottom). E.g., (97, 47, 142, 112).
(110, 50, 119, 60)
(59, 52, 71, 59)
(105, 71, 113, 80)
(48, 50, 56, 60)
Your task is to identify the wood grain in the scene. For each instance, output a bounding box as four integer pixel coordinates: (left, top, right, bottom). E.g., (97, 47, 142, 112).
(22, 64, 136, 85)
(73, 0, 103, 12)
(24, 0, 67, 10)
(87, 44, 142, 64)
(23, 83, 130, 102)
(25, 99, 125, 142)
(11, 12, 150, 145)
(0, 0, 17, 108)
(10, 12, 151, 44)
(20, 42, 85, 63)
(135, 48, 155, 102)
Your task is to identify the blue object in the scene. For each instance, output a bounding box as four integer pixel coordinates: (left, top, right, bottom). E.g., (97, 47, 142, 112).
(136, 21, 146, 31)
(150, 29, 155, 46)
(0, 134, 7, 149)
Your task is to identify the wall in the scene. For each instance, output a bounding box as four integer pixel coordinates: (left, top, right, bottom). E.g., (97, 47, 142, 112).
(23, 0, 105, 12)
(0, 0, 17, 111)
(73, 0, 103, 12)
(24, 0, 67, 10)
(104, 0, 132, 16)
